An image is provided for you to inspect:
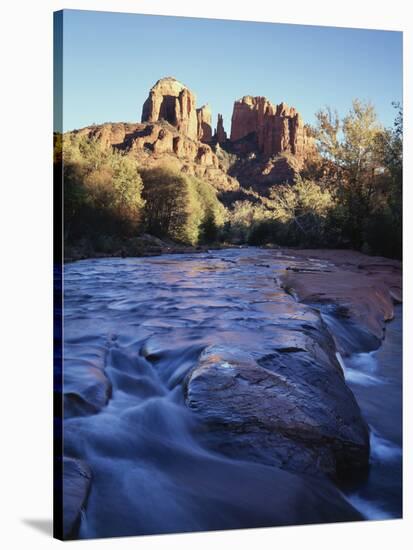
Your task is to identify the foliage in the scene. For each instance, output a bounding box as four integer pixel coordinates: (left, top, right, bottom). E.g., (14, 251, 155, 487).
(313, 99, 402, 256)
(226, 178, 335, 247)
(62, 134, 145, 241)
(59, 99, 402, 259)
(140, 165, 225, 245)
(199, 209, 219, 244)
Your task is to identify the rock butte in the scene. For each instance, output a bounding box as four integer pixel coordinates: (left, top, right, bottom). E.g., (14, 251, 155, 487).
(69, 76, 316, 191)
(230, 95, 312, 159)
(142, 77, 198, 141)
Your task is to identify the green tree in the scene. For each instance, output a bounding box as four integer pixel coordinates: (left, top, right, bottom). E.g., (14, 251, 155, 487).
(199, 209, 219, 244)
(266, 177, 335, 246)
(141, 166, 226, 245)
(62, 134, 144, 241)
(141, 166, 194, 243)
(367, 102, 402, 258)
(314, 99, 383, 248)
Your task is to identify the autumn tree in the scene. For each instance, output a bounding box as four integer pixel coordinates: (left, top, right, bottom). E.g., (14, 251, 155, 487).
(62, 135, 145, 240)
(314, 99, 382, 248)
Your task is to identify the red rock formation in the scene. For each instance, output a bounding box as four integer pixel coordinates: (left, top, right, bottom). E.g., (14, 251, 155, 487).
(173, 135, 199, 158)
(141, 77, 198, 140)
(214, 114, 227, 143)
(196, 104, 212, 142)
(196, 144, 219, 167)
(230, 95, 311, 159)
(73, 121, 239, 192)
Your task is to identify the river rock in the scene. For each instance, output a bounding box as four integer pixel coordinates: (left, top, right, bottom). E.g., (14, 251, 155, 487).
(279, 249, 402, 353)
(186, 341, 369, 479)
(64, 363, 112, 418)
(63, 457, 92, 539)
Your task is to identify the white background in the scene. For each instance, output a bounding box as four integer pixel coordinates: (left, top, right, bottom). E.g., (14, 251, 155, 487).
(0, 0, 411, 548)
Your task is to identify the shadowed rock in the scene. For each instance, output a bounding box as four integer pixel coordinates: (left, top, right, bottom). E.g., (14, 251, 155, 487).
(64, 363, 112, 418)
(63, 457, 92, 539)
(214, 113, 227, 143)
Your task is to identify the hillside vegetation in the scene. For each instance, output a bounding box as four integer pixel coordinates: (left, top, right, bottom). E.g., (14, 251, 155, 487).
(57, 100, 402, 260)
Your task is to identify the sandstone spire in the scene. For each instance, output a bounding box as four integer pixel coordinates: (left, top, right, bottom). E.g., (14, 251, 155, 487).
(141, 77, 198, 140)
(215, 114, 227, 143)
(196, 104, 212, 143)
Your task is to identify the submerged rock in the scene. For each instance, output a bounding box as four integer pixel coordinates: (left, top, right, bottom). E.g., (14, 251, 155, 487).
(186, 343, 370, 478)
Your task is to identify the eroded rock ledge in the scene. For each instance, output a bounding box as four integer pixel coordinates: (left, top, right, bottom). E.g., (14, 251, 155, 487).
(278, 249, 402, 353)
(185, 249, 401, 480)
(186, 339, 369, 479)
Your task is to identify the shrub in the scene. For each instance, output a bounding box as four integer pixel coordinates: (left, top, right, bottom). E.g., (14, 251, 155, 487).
(61, 135, 145, 241)
(140, 165, 226, 245)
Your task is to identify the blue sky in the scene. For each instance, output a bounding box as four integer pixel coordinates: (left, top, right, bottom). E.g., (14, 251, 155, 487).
(60, 9, 402, 133)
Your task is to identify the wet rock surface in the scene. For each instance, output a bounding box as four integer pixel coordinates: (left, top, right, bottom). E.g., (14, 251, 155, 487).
(63, 457, 92, 539)
(61, 248, 401, 538)
(186, 339, 369, 478)
(278, 249, 401, 353)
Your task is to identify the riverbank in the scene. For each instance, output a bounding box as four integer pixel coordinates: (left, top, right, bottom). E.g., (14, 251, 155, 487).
(64, 235, 403, 268)
(64, 234, 205, 262)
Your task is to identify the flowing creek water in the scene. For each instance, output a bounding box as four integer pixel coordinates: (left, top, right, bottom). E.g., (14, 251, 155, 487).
(63, 248, 402, 538)
(334, 308, 402, 519)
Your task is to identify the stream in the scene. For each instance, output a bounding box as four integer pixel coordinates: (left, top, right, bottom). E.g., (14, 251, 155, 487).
(62, 248, 402, 538)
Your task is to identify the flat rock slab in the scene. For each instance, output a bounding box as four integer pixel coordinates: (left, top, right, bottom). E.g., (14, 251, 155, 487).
(186, 344, 369, 478)
(278, 249, 402, 352)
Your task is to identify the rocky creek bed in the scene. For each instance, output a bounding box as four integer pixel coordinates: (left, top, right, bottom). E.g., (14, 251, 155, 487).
(59, 247, 402, 539)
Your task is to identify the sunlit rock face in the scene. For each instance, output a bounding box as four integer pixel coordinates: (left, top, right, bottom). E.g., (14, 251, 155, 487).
(141, 77, 199, 140)
(230, 95, 312, 158)
(73, 121, 239, 193)
(196, 104, 212, 142)
(72, 77, 319, 191)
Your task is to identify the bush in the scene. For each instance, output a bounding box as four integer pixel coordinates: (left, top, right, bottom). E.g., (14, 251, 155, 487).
(62, 135, 145, 241)
(364, 208, 402, 259)
(226, 178, 336, 248)
(199, 210, 219, 244)
(140, 165, 226, 245)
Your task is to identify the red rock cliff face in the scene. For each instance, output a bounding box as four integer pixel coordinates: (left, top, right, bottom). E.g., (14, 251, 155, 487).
(141, 77, 199, 141)
(196, 104, 212, 143)
(230, 95, 310, 158)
